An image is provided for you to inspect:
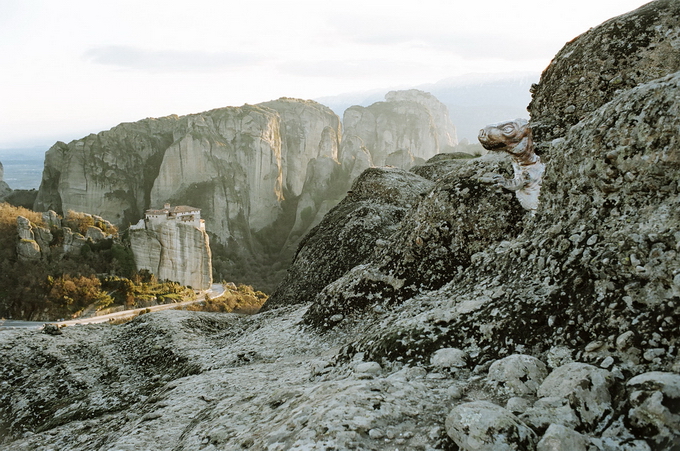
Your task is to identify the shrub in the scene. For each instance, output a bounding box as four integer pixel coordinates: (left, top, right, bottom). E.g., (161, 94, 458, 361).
(63, 210, 94, 235)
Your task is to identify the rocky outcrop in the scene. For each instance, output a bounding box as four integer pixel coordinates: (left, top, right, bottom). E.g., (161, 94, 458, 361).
(16, 216, 43, 261)
(341, 89, 458, 169)
(302, 152, 525, 326)
(15, 213, 94, 262)
(129, 218, 212, 290)
(0, 161, 12, 201)
(32, 99, 347, 290)
(263, 167, 434, 310)
(528, 0, 680, 151)
(33, 94, 460, 291)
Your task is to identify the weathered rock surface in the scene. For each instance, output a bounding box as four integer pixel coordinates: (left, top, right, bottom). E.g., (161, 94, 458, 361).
(528, 0, 680, 150)
(263, 167, 433, 310)
(302, 152, 525, 326)
(626, 372, 680, 449)
(486, 354, 548, 397)
(341, 89, 458, 168)
(16, 216, 42, 261)
(535, 363, 613, 431)
(536, 424, 588, 451)
(130, 219, 212, 290)
(0, 309, 466, 450)
(0, 161, 12, 200)
(15, 213, 95, 262)
(3, 3, 680, 450)
(445, 401, 537, 450)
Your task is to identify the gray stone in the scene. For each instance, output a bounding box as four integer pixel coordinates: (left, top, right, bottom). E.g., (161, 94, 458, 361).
(431, 348, 467, 369)
(626, 372, 680, 448)
(343, 89, 457, 169)
(41, 324, 63, 336)
(446, 401, 537, 451)
(536, 362, 612, 430)
(520, 396, 580, 431)
(536, 424, 588, 451)
(600, 356, 615, 369)
(487, 354, 548, 397)
(506, 397, 531, 414)
(354, 362, 381, 374)
(529, 0, 680, 149)
(130, 216, 212, 290)
(85, 225, 107, 241)
(263, 167, 434, 311)
(642, 348, 665, 361)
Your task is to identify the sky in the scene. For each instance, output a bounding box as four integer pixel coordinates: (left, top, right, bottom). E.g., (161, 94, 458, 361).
(0, 0, 651, 149)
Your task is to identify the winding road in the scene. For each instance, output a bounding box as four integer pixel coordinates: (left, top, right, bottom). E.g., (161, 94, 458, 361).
(0, 283, 226, 331)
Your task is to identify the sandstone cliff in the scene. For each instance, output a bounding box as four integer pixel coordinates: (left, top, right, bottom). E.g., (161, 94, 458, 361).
(129, 217, 212, 290)
(33, 99, 343, 290)
(15, 210, 113, 263)
(33, 93, 457, 291)
(0, 161, 12, 201)
(341, 89, 458, 169)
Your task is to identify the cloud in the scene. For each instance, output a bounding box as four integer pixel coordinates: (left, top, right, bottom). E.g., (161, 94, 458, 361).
(83, 46, 265, 73)
(343, 28, 558, 61)
(323, 12, 560, 62)
(277, 59, 424, 80)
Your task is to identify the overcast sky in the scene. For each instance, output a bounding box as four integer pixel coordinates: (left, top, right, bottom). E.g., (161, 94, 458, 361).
(0, 0, 650, 148)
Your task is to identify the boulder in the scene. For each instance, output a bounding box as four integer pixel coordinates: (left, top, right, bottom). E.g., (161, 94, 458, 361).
(445, 401, 537, 451)
(536, 424, 588, 451)
(520, 397, 580, 432)
(85, 226, 107, 241)
(536, 363, 613, 430)
(262, 167, 433, 310)
(487, 354, 549, 397)
(529, 0, 680, 150)
(626, 371, 680, 449)
(16, 216, 41, 261)
(430, 348, 467, 370)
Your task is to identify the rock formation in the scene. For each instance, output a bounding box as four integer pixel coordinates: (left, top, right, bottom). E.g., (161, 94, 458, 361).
(32, 99, 344, 290)
(129, 205, 212, 290)
(263, 167, 435, 310)
(0, 161, 12, 201)
(528, 0, 680, 152)
(341, 89, 458, 169)
(33, 93, 459, 291)
(14, 211, 100, 262)
(3, 3, 679, 449)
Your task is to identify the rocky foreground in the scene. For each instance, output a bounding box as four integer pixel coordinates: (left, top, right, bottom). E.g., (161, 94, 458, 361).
(2, 1, 680, 450)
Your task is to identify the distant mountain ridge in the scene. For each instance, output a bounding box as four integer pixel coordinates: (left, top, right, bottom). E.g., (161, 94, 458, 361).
(316, 71, 539, 142)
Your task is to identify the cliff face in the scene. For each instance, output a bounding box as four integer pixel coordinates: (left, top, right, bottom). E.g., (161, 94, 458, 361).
(15, 210, 112, 262)
(130, 219, 212, 290)
(341, 89, 458, 168)
(33, 99, 344, 289)
(0, 161, 12, 201)
(33, 93, 456, 290)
